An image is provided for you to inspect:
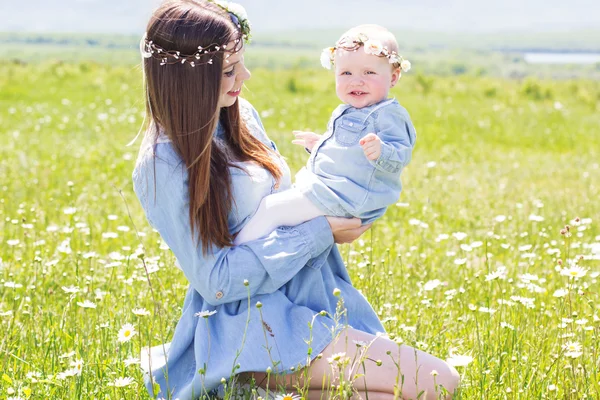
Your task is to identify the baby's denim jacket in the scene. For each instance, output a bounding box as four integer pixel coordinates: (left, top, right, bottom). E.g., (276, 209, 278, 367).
(296, 98, 417, 224)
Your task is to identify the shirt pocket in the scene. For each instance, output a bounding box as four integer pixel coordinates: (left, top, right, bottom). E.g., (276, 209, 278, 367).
(334, 116, 364, 146)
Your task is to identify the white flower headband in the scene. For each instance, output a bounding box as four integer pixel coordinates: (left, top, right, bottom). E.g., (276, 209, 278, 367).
(321, 33, 411, 73)
(140, 0, 251, 67)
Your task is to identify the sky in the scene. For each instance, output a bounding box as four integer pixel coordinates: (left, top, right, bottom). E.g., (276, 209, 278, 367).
(2, 0, 600, 34)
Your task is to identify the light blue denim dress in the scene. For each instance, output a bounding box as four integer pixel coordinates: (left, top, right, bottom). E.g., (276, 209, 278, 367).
(296, 98, 416, 224)
(132, 98, 385, 399)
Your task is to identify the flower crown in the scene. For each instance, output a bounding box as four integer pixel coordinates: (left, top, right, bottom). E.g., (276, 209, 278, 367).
(320, 33, 411, 73)
(140, 0, 251, 67)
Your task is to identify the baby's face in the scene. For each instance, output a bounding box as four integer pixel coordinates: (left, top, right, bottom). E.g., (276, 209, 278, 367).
(334, 48, 399, 108)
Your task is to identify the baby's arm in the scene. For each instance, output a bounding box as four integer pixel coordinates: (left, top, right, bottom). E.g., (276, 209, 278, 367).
(233, 187, 325, 245)
(367, 108, 417, 174)
(359, 133, 382, 160)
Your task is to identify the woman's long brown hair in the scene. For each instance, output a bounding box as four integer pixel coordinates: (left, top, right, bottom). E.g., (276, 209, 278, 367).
(143, 0, 281, 254)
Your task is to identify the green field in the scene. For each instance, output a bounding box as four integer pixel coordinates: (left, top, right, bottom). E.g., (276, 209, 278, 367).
(2, 31, 600, 79)
(1, 59, 600, 399)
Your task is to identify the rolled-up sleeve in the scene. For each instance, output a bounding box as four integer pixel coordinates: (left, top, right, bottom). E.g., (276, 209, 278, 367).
(133, 149, 334, 306)
(369, 108, 417, 174)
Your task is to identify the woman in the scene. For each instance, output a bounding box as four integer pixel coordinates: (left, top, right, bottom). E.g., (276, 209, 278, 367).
(133, 0, 460, 398)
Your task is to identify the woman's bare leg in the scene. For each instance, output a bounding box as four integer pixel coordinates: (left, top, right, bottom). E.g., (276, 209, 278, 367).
(307, 390, 394, 400)
(239, 327, 460, 399)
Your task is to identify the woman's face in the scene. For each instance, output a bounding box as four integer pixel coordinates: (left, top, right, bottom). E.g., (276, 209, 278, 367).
(218, 45, 251, 109)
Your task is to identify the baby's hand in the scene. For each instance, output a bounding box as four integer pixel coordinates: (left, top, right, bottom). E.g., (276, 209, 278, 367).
(359, 133, 381, 161)
(292, 131, 322, 151)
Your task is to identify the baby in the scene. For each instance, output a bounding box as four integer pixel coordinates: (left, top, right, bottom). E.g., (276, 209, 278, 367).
(234, 24, 416, 245)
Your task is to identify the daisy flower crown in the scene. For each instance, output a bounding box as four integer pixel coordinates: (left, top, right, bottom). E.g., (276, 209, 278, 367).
(321, 33, 411, 73)
(140, 0, 251, 67)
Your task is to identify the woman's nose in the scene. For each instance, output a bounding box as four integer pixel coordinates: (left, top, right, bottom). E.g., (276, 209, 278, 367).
(240, 65, 251, 81)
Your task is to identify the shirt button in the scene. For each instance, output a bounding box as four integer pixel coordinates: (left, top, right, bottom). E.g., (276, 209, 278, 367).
(348, 122, 354, 127)
(215, 291, 224, 300)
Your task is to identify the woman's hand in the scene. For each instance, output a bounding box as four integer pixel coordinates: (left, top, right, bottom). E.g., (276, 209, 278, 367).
(325, 217, 372, 244)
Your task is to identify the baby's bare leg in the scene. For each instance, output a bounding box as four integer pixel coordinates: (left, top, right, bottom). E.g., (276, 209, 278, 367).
(233, 187, 324, 245)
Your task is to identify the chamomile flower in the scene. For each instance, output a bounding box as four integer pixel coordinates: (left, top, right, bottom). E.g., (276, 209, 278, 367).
(124, 357, 141, 366)
(194, 310, 217, 319)
(560, 265, 588, 279)
(69, 359, 84, 375)
(62, 285, 80, 294)
(553, 288, 569, 297)
(327, 352, 347, 364)
(446, 352, 473, 367)
(77, 300, 97, 309)
(274, 394, 301, 400)
(109, 376, 135, 387)
(562, 341, 582, 357)
(117, 323, 137, 343)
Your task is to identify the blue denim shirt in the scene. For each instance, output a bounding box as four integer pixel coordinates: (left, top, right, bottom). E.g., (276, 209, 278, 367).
(132, 98, 385, 398)
(296, 98, 416, 224)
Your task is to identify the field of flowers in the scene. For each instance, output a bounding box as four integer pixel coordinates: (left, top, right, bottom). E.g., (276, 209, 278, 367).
(0, 60, 599, 399)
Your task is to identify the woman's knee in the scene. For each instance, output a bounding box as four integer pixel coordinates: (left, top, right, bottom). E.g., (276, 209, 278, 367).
(433, 361, 460, 397)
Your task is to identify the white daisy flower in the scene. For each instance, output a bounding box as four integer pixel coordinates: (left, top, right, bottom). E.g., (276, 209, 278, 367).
(77, 300, 97, 309)
(274, 394, 301, 400)
(560, 265, 588, 279)
(326, 352, 347, 363)
(132, 308, 151, 316)
(553, 288, 569, 297)
(109, 376, 135, 387)
(446, 353, 473, 367)
(452, 232, 468, 241)
(485, 268, 507, 281)
(500, 322, 514, 330)
(124, 357, 141, 366)
(69, 359, 84, 375)
(562, 341, 581, 353)
(423, 279, 442, 291)
(62, 285, 80, 294)
(565, 350, 583, 359)
(117, 323, 137, 343)
(194, 310, 217, 319)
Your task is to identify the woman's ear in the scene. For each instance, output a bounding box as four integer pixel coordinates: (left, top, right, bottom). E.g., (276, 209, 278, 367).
(390, 67, 401, 88)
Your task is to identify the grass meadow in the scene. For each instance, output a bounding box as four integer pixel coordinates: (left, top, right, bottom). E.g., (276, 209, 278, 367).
(1, 59, 600, 399)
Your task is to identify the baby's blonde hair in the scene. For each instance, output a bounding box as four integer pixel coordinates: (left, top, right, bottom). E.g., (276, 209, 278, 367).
(340, 24, 399, 55)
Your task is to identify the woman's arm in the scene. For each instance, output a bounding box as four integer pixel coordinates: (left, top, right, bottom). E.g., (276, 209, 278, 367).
(133, 150, 334, 307)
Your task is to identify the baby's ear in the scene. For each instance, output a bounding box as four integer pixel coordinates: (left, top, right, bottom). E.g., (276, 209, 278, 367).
(390, 67, 401, 87)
